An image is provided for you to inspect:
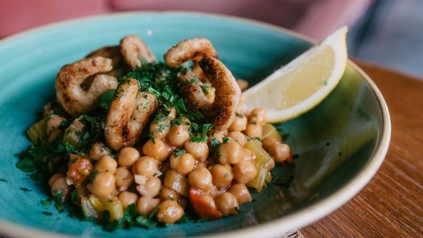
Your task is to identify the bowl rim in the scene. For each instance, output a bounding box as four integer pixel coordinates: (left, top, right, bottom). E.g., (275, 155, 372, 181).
(0, 11, 391, 238)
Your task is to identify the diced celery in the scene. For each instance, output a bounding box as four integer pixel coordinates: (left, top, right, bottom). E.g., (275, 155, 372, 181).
(88, 194, 104, 212)
(63, 119, 85, 149)
(247, 163, 268, 192)
(26, 117, 49, 145)
(245, 140, 274, 191)
(262, 123, 282, 142)
(244, 140, 272, 165)
(265, 171, 273, 184)
(81, 196, 99, 220)
(103, 197, 124, 221)
(164, 170, 189, 197)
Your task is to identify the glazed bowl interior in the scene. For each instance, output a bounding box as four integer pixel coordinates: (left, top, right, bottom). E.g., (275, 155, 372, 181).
(0, 12, 390, 238)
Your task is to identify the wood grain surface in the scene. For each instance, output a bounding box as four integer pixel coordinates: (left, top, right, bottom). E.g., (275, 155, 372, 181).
(299, 60, 423, 237)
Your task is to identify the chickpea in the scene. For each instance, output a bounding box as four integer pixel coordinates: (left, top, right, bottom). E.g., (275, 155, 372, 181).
(48, 173, 69, 202)
(132, 156, 159, 177)
(244, 124, 262, 138)
(136, 196, 160, 216)
(229, 184, 252, 205)
(117, 147, 140, 167)
(218, 141, 242, 164)
(228, 114, 247, 132)
(159, 187, 180, 201)
(46, 116, 66, 135)
(136, 176, 162, 198)
(188, 167, 213, 190)
(170, 153, 195, 176)
(94, 156, 117, 173)
(48, 173, 65, 187)
(228, 131, 247, 147)
(240, 148, 256, 162)
(233, 160, 257, 184)
(215, 192, 239, 216)
(89, 142, 111, 161)
(115, 167, 134, 189)
(142, 139, 171, 162)
(87, 172, 116, 199)
(262, 137, 278, 152)
(184, 140, 209, 161)
(269, 143, 291, 163)
(208, 131, 226, 143)
(249, 108, 266, 126)
(156, 200, 184, 224)
(209, 164, 233, 189)
(150, 119, 171, 139)
(118, 191, 138, 209)
(167, 125, 190, 147)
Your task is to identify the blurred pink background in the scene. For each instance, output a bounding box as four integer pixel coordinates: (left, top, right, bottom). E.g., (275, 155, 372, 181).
(0, 0, 371, 40)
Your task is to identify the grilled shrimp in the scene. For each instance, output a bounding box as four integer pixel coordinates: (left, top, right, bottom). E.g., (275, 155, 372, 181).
(105, 78, 158, 151)
(164, 38, 218, 110)
(120, 35, 157, 69)
(164, 38, 240, 131)
(86, 46, 129, 76)
(199, 56, 241, 132)
(55, 57, 118, 117)
(164, 37, 218, 81)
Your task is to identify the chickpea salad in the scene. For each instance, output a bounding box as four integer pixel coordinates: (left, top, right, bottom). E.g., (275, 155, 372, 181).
(16, 36, 293, 230)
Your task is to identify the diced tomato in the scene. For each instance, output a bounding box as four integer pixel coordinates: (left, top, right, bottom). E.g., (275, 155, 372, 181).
(189, 187, 222, 220)
(67, 153, 93, 185)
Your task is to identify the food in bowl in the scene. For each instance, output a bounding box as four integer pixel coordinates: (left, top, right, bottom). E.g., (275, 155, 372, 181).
(16, 35, 293, 230)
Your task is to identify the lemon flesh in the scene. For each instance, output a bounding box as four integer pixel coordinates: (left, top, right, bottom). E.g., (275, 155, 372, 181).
(243, 27, 348, 123)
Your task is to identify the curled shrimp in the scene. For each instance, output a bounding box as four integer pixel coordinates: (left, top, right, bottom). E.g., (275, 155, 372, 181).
(120, 35, 157, 69)
(164, 37, 217, 67)
(55, 57, 118, 117)
(164, 38, 217, 110)
(86, 46, 129, 76)
(164, 38, 240, 131)
(164, 37, 218, 81)
(105, 78, 158, 151)
(198, 56, 241, 132)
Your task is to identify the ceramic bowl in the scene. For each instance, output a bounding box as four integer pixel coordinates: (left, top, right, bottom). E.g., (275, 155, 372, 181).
(0, 12, 390, 237)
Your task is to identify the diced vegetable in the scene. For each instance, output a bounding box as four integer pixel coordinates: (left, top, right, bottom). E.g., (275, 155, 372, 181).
(81, 196, 100, 219)
(164, 170, 189, 197)
(67, 154, 92, 185)
(63, 119, 85, 149)
(244, 140, 272, 165)
(247, 163, 269, 192)
(189, 187, 222, 220)
(245, 140, 273, 191)
(262, 123, 282, 142)
(26, 117, 49, 145)
(88, 194, 104, 212)
(103, 197, 124, 222)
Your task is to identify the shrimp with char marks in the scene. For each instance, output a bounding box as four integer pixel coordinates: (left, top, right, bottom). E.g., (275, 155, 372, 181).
(120, 35, 157, 69)
(164, 37, 218, 81)
(86, 46, 129, 76)
(55, 57, 118, 117)
(105, 78, 158, 151)
(198, 56, 241, 132)
(164, 38, 240, 132)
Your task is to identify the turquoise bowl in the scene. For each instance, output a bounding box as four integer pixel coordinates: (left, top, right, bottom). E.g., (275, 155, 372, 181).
(0, 12, 390, 237)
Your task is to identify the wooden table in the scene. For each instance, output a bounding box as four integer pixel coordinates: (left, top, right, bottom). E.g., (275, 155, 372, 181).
(299, 61, 423, 237)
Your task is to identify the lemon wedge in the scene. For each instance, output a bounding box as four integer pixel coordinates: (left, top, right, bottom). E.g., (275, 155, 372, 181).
(243, 26, 348, 123)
